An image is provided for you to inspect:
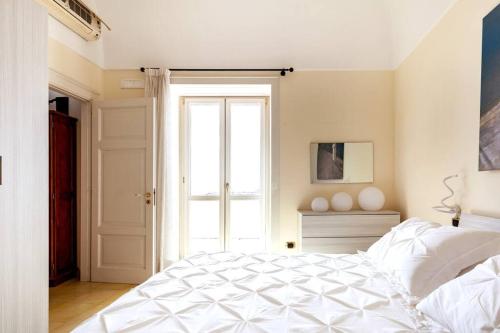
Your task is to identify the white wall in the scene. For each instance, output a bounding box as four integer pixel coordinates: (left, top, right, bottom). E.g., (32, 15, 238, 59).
(382, 0, 459, 67)
(48, 16, 104, 68)
(48, 0, 104, 67)
(0, 0, 49, 332)
(49, 90, 82, 117)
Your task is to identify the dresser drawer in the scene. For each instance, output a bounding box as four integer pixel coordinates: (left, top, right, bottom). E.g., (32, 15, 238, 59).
(301, 214, 399, 238)
(302, 237, 380, 254)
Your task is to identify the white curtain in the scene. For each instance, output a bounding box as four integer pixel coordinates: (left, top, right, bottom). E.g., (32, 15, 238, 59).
(145, 68, 179, 270)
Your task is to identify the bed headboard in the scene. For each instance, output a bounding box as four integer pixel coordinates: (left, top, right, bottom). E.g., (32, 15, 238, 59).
(458, 213, 500, 232)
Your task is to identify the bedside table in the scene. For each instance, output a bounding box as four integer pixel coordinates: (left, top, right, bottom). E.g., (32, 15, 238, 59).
(298, 210, 400, 254)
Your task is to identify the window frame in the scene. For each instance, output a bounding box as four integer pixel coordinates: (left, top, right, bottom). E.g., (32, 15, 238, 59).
(180, 96, 270, 257)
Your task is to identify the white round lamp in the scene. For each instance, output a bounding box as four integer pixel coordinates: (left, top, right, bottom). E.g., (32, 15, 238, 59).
(331, 192, 353, 212)
(311, 197, 329, 212)
(358, 187, 385, 211)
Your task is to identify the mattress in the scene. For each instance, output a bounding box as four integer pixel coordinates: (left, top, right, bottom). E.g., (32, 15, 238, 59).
(73, 252, 448, 332)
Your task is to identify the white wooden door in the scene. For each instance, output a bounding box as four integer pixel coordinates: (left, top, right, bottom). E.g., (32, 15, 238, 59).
(91, 98, 156, 284)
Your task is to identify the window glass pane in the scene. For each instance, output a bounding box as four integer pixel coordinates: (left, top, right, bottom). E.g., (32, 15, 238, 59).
(189, 102, 220, 196)
(229, 200, 264, 252)
(229, 102, 262, 194)
(188, 239, 221, 256)
(188, 200, 221, 255)
(230, 239, 265, 253)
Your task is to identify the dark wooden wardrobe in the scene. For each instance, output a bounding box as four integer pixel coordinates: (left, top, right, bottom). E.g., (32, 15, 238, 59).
(49, 111, 78, 287)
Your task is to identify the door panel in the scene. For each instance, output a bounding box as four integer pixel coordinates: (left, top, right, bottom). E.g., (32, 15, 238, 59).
(99, 235, 146, 268)
(101, 149, 146, 226)
(102, 107, 147, 139)
(92, 98, 155, 284)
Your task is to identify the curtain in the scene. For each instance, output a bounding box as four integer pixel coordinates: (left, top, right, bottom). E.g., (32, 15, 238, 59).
(145, 69, 179, 270)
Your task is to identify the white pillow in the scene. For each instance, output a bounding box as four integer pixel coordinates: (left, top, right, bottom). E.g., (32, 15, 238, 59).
(367, 218, 500, 298)
(367, 218, 441, 266)
(417, 255, 500, 333)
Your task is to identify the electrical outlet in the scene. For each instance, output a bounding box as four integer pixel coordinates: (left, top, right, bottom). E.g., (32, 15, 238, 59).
(286, 241, 295, 249)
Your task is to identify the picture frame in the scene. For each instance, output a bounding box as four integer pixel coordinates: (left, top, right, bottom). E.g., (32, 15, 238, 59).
(310, 142, 374, 184)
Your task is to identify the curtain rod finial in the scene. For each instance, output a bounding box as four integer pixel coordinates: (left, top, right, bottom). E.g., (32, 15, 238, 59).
(281, 67, 294, 76)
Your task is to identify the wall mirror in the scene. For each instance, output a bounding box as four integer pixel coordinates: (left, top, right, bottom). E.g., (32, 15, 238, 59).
(310, 142, 373, 184)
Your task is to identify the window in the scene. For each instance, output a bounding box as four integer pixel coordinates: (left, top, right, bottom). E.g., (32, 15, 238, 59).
(181, 97, 268, 256)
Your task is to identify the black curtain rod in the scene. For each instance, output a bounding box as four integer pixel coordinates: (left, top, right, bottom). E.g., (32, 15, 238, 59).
(140, 67, 294, 76)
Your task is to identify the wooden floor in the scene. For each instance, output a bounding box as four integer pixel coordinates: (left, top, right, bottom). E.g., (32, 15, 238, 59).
(49, 279, 135, 333)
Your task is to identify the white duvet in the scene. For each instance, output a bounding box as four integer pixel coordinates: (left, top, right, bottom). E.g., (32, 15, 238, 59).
(73, 252, 447, 333)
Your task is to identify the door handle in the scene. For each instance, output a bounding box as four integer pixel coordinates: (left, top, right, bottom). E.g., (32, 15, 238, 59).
(134, 192, 152, 198)
(135, 192, 152, 204)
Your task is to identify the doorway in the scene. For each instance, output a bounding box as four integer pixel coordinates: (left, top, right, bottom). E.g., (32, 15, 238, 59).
(48, 90, 80, 286)
(48, 87, 92, 283)
(48, 85, 157, 285)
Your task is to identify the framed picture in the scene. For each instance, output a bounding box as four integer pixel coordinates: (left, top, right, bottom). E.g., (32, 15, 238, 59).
(310, 142, 373, 184)
(479, 4, 500, 171)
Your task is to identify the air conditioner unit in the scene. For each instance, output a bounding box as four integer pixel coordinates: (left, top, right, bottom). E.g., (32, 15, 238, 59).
(38, 0, 110, 41)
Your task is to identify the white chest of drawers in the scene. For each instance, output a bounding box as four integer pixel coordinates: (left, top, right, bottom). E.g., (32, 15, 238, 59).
(298, 210, 400, 254)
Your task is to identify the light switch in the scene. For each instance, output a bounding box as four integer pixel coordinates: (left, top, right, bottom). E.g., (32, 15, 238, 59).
(120, 79, 145, 89)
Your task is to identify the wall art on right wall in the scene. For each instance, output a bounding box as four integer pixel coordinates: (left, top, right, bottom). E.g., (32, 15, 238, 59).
(479, 4, 500, 171)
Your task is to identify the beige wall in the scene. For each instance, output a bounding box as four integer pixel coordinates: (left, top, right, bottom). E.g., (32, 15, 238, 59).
(103, 70, 146, 99)
(99, 71, 396, 248)
(100, 71, 396, 248)
(48, 38, 103, 95)
(395, 0, 500, 224)
(46, 0, 500, 252)
(280, 71, 396, 245)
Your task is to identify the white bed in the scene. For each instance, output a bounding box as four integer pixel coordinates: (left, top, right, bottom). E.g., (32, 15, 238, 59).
(73, 213, 500, 333)
(73, 252, 447, 332)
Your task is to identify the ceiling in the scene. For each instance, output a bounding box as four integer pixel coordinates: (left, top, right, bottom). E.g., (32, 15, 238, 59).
(75, 0, 459, 70)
